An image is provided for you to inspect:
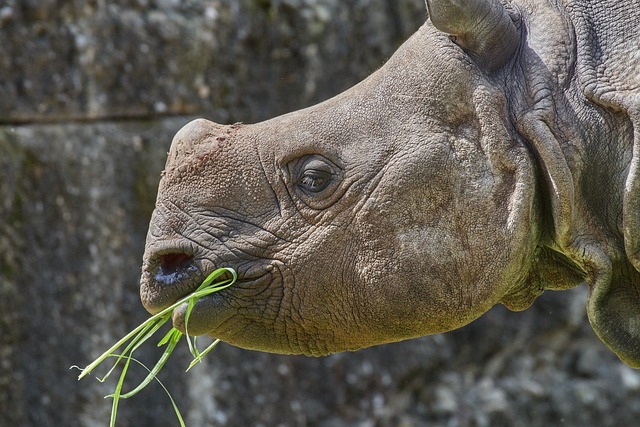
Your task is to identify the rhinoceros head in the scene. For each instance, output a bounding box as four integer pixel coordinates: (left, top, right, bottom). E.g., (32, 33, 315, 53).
(141, 0, 640, 367)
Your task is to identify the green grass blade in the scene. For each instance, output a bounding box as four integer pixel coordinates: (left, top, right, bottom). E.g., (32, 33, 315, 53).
(78, 321, 156, 383)
(97, 314, 171, 383)
(75, 267, 237, 427)
(77, 317, 158, 381)
(119, 329, 182, 399)
(184, 297, 198, 357)
(109, 352, 132, 427)
(111, 355, 187, 427)
(196, 267, 237, 292)
(157, 325, 179, 347)
(184, 267, 236, 358)
(78, 310, 174, 380)
(186, 339, 222, 372)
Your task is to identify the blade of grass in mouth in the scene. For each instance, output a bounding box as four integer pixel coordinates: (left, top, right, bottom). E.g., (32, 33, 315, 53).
(72, 267, 237, 426)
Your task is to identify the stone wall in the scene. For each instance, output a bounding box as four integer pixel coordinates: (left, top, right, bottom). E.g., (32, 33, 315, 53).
(1, 1, 639, 426)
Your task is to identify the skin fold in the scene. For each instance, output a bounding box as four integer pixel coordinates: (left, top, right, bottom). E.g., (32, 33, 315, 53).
(140, 0, 640, 367)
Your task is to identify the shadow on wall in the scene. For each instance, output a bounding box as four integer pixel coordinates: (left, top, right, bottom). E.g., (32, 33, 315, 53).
(1, 1, 639, 427)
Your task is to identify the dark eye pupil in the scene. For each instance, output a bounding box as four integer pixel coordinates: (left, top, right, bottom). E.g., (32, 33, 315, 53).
(299, 170, 330, 192)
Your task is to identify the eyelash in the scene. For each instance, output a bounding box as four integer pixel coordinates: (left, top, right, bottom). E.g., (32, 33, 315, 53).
(299, 171, 330, 191)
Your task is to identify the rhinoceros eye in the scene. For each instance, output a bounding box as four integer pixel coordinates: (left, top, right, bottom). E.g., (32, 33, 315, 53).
(292, 156, 339, 196)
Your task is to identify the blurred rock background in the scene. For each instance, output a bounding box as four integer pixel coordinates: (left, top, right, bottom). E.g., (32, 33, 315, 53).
(1, 1, 639, 426)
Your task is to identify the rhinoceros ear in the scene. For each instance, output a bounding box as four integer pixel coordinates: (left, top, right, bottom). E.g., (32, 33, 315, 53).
(426, 0, 521, 71)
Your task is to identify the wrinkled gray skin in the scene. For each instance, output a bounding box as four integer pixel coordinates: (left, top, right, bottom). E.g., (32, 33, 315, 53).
(141, 0, 640, 367)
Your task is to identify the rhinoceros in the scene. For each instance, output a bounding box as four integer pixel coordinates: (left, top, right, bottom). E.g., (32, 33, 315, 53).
(140, 0, 640, 367)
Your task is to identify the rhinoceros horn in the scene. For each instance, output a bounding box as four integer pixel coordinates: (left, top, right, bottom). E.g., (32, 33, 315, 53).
(426, 0, 521, 71)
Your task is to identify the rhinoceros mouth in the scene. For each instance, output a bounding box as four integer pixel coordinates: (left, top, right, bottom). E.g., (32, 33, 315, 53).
(140, 242, 276, 322)
(169, 269, 275, 336)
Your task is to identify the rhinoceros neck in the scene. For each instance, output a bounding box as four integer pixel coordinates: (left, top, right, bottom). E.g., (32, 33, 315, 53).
(510, 0, 634, 251)
(548, 0, 638, 259)
(504, 0, 638, 306)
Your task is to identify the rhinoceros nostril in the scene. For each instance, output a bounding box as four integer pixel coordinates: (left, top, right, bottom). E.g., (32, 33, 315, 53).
(142, 252, 200, 314)
(159, 253, 194, 273)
